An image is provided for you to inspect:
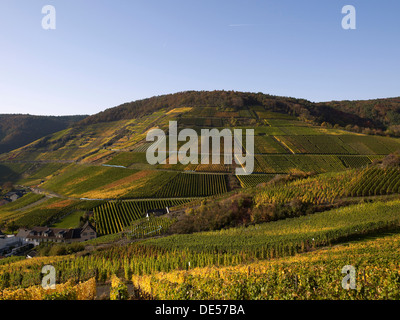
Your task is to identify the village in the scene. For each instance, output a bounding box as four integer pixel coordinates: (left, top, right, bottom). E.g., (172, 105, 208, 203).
(0, 222, 97, 259)
(0, 204, 171, 259)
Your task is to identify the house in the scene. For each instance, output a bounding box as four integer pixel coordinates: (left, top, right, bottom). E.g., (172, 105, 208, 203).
(146, 207, 170, 217)
(5, 190, 25, 202)
(9, 194, 20, 202)
(80, 222, 97, 242)
(17, 222, 97, 246)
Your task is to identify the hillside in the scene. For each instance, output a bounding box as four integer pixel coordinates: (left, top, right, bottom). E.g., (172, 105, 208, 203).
(0, 114, 88, 154)
(1, 91, 399, 166)
(319, 97, 400, 134)
(0, 90, 400, 233)
(78, 91, 387, 130)
(1, 91, 400, 300)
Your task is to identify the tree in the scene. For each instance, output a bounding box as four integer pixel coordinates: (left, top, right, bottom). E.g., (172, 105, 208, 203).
(1, 182, 14, 195)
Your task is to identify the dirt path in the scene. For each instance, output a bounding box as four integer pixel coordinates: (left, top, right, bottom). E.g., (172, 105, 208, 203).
(15, 195, 50, 212)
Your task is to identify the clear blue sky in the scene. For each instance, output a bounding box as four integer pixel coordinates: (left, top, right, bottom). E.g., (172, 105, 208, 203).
(0, 0, 399, 116)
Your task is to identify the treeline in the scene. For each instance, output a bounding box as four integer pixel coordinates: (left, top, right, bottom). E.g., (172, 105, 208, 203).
(320, 97, 400, 127)
(169, 192, 338, 235)
(78, 91, 295, 125)
(78, 90, 395, 131)
(0, 182, 14, 196)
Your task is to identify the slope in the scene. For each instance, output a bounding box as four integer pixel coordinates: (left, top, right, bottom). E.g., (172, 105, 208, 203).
(0, 114, 88, 154)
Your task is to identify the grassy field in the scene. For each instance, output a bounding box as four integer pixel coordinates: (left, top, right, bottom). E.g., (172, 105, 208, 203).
(52, 210, 86, 229)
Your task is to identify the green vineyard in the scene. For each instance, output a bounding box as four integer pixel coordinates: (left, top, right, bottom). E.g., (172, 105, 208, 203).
(145, 199, 400, 256)
(255, 171, 354, 205)
(153, 173, 228, 198)
(252, 154, 385, 174)
(338, 155, 374, 168)
(276, 135, 400, 155)
(93, 199, 190, 235)
(129, 216, 175, 239)
(237, 174, 275, 188)
(348, 167, 400, 197)
(254, 155, 344, 174)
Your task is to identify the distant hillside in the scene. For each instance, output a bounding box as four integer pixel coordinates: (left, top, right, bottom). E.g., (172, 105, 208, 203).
(0, 114, 88, 154)
(78, 91, 399, 132)
(318, 97, 400, 133)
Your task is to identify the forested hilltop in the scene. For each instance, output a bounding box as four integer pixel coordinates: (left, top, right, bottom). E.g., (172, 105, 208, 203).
(0, 114, 88, 154)
(79, 91, 400, 135)
(318, 97, 400, 135)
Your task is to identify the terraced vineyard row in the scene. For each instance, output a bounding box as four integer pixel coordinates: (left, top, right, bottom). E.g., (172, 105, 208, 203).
(94, 199, 190, 235)
(338, 155, 373, 168)
(275, 135, 400, 155)
(145, 200, 400, 256)
(129, 216, 174, 239)
(194, 163, 232, 173)
(3, 200, 400, 298)
(237, 174, 275, 188)
(348, 167, 400, 197)
(153, 173, 228, 198)
(253, 136, 289, 154)
(254, 166, 400, 205)
(253, 155, 360, 174)
(133, 232, 400, 300)
(255, 171, 354, 205)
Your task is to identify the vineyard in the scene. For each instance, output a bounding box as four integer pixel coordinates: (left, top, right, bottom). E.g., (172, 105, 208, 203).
(253, 136, 289, 154)
(132, 232, 400, 300)
(2, 95, 400, 301)
(338, 155, 375, 168)
(105, 152, 148, 167)
(251, 154, 377, 174)
(128, 216, 175, 239)
(93, 199, 190, 235)
(253, 165, 400, 205)
(254, 171, 354, 205)
(144, 199, 400, 257)
(236, 174, 275, 188)
(0, 197, 400, 299)
(0, 196, 105, 228)
(347, 167, 400, 197)
(275, 135, 400, 155)
(1, 199, 400, 298)
(0, 278, 97, 300)
(153, 173, 228, 198)
(194, 163, 232, 173)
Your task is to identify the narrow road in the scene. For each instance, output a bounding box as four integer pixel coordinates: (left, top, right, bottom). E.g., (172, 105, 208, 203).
(24, 185, 201, 202)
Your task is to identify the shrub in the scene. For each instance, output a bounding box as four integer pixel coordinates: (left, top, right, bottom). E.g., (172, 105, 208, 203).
(381, 152, 400, 168)
(110, 275, 129, 300)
